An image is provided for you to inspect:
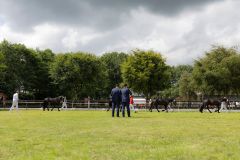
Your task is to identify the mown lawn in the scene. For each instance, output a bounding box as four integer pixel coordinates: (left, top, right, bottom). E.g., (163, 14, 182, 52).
(0, 110, 240, 160)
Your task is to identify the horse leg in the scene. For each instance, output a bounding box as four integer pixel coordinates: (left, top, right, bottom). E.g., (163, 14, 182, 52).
(42, 102, 46, 111)
(164, 105, 168, 112)
(217, 105, 220, 113)
(149, 104, 152, 112)
(207, 105, 212, 113)
(42, 103, 45, 111)
(51, 105, 54, 111)
(199, 104, 204, 113)
(47, 102, 50, 111)
(156, 105, 160, 112)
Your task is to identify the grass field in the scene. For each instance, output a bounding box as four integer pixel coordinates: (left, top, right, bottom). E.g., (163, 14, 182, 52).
(0, 110, 240, 160)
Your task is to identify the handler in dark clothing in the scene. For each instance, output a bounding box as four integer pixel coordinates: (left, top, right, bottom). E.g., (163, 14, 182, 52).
(121, 84, 132, 117)
(111, 84, 121, 117)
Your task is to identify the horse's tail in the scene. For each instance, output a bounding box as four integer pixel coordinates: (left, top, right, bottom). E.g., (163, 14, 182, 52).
(42, 99, 49, 110)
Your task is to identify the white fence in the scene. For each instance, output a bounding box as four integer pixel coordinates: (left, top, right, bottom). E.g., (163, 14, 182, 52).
(1, 100, 240, 111)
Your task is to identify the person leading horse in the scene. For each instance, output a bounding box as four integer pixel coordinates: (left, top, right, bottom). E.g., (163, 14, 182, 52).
(199, 97, 229, 113)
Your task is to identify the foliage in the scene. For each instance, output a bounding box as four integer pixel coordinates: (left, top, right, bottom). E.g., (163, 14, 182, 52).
(0, 40, 42, 98)
(192, 46, 238, 95)
(35, 49, 57, 98)
(178, 71, 196, 100)
(100, 52, 128, 97)
(161, 65, 193, 98)
(50, 52, 107, 100)
(221, 54, 240, 94)
(121, 49, 170, 99)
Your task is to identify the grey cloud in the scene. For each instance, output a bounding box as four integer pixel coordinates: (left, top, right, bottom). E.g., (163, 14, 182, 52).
(0, 0, 221, 32)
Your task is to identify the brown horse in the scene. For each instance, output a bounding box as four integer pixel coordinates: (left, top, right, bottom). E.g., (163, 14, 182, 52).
(42, 96, 64, 111)
(199, 97, 229, 113)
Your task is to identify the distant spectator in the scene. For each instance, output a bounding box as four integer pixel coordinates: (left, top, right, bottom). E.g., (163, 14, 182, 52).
(220, 97, 228, 112)
(111, 84, 121, 117)
(61, 96, 68, 110)
(121, 84, 132, 117)
(9, 90, 19, 111)
(130, 95, 137, 113)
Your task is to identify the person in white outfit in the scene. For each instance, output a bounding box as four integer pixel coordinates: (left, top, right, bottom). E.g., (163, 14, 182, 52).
(220, 97, 228, 112)
(61, 96, 67, 110)
(9, 91, 19, 111)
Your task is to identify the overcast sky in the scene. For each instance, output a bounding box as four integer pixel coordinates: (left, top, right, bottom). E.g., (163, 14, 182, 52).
(0, 0, 239, 65)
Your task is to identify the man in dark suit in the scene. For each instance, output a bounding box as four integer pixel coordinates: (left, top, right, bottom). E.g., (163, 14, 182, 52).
(111, 84, 121, 117)
(121, 84, 132, 117)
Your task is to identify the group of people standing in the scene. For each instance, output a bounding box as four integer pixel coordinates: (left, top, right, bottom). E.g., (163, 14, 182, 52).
(111, 84, 132, 117)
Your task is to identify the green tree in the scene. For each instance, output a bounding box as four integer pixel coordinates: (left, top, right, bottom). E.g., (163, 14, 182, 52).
(221, 54, 240, 94)
(179, 71, 196, 100)
(121, 49, 170, 99)
(50, 52, 107, 100)
(161, 65, 193, 97)
(35, 49, 56, 99)
(0, 49, 7, 92)
(192, 46, 237, 95)
(100, 52, 128, 96)
(0, 40, 41, 98)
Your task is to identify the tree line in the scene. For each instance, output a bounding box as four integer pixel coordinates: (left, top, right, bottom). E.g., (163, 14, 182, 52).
(1, 40, 240, 100)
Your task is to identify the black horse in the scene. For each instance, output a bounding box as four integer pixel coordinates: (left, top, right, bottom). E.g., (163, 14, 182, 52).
(106, 100, 112, 111)
(42, 96, 64, 111)
(107, 100, 123, 112)
(149, 98, 176, 112)
(199, 97, 229, 113)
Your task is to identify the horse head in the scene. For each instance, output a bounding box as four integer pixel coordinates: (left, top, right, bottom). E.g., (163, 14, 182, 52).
(58, 96, 65, 103)
(168, 98, 176, 106)
(172, 99, 177, 106)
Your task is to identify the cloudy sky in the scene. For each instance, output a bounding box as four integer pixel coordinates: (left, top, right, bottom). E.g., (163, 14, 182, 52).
(0, 0, 239, 65)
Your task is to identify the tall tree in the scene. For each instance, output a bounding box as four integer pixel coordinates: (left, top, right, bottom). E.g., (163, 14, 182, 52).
(0, 40, 41, 98)
(100, 52, 128, 96)
(178, 71, 195, 100)
(192, 46, 237, 95)
(35, 49, 56, 99)
(121, 49, 170, 99)
(161, 65, 193, 98)
(221, 54, 240, 94)
(50, 52, 107, 100)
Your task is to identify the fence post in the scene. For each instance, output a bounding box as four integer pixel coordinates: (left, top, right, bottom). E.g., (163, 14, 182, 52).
(88, 96, 90, 110)
(71, 101, 74, 110)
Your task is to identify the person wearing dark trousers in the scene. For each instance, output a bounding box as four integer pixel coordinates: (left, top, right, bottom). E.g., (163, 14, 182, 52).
(111, 84, 121, 117)
(121, 84, 132, 117)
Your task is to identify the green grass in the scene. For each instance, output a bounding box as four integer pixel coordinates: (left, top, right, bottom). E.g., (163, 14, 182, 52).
(0, 110, 240, 160)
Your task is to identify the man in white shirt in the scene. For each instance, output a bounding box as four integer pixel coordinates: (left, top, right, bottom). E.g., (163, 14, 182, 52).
(220, 97, 228, 112)
(61, 96, 67, 110)
(9, 91, 19, 111)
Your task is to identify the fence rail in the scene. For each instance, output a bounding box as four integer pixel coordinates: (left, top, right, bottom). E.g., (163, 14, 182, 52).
(1, 100, 240, 111)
